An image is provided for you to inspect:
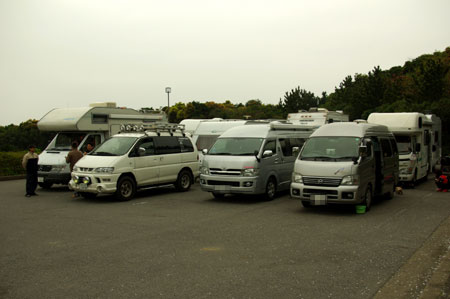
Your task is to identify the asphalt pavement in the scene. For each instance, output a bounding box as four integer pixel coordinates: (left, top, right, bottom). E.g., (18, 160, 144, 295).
(0, 177, 449, 298)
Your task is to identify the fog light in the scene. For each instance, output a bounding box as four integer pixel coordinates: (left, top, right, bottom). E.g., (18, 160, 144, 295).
(97, 186, 103, 192)
(342, 192, 354, 199)
(243, 181, 253, 187)
(82, 177, 91, 184)
(200, 179, 206, 184)
(292, 189, 300, 196)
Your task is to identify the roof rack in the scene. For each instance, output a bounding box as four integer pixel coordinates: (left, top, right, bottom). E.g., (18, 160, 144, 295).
(120, 123, 186, 136)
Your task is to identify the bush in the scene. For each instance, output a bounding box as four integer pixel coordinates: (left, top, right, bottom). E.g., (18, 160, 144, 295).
(0, 151, 32, 176)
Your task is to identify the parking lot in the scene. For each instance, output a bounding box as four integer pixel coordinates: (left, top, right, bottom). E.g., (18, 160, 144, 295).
(1, 177, 449, 298)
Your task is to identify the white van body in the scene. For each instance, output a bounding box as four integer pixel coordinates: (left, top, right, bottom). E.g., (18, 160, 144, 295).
(37, 102, 166, 188)
(287, 108, 349, 126)
(68, 124, 199, 200)
(200, 122, 315, 200)
(179, 119, 208, 135)
(367, 112, 441, 184)
(291, 122, 399, 210)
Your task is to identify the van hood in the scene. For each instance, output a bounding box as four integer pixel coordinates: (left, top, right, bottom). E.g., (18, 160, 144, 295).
(203, 155, 257, 170)
(74, 155, 122, 168)
(38, 150, 69, 166)
(294, 160, 354, 177)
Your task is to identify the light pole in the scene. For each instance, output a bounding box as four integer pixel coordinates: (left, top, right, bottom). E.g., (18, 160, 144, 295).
(165, 87, 171, 110)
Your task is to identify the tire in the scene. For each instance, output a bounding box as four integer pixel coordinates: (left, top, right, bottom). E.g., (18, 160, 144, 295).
(301, 200, 311, 208)
(39, 182, 53, 189)
(115, 176, 136, 201)
(362, 186, 373, 211)
(212, 192, 225, 199)
(79, 192, 97, 199)
(175, 170, 192, 192)
(264, 177, 277, 201)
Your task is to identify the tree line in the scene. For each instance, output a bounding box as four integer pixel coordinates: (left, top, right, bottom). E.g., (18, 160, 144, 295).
(1, 47, 449, 152)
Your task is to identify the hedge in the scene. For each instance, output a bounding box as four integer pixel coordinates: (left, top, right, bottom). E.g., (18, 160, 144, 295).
(0, 151, 32, 176)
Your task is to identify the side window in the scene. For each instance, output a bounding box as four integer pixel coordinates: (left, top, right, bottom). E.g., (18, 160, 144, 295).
(380, 138, 393, 157)
(137, 138, 155, 156)
(279, 138, 292, 156)
(81, 134, 101, 152)
(290, 138, 306, 152)
(263, 139, 276, 154)
(156, 136, 181, 154)
(178, 137, 194, 152)
(389, 138, 398, 155)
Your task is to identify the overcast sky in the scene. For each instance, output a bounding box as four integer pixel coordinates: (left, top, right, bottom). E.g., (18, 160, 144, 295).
(1, 0, 449, 125)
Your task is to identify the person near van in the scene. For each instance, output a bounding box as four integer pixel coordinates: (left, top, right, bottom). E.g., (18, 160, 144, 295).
(22, 145, 39, 197)
(84, 143, 94, 155)
(435, 170, 449, 192)
(66, 142, 83, 197)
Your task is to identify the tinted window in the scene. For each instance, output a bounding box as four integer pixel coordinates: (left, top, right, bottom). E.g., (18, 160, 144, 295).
(279, 139, 292, 156)
(92, 114, 108, 124)
(179, 137, 194, 152)
(263, 139, 276, 154)
(156, 136, 181, 154)
(380, 138, 393, 157)
(139, 138, 155, 156)
(389, 138, 398, 155)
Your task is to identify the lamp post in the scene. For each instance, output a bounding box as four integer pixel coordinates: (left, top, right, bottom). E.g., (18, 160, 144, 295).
(165, 87, 171, 110)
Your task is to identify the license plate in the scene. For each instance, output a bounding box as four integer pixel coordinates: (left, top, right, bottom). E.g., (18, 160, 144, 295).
(311, 194, 326, 205)
(215, 185, 230, 191)
(79, 183, 88, 190)
(38, 177, 44, 183)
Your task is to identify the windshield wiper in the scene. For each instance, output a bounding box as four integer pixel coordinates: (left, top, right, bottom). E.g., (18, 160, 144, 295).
(209, 152, 233, 155)
(93, 151, 118, 156)
(336, 156, 357, 160)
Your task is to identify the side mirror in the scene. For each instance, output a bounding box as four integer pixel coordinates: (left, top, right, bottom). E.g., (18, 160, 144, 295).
(262, 150, 273, 158)
(359, 146, 368, 157)
(202, 149, 208, 154)
(415, 143, 421, 153)
(292, 147, 300, 156)
(138, 147, 146, 156)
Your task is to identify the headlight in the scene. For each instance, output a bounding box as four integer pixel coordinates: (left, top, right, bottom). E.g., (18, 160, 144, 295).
(292, 173, 303, 183)
(400, 167, 413, 174)
(200, 166, 209, 175)
(94, 167, 114, 173)
(242, 167, 258, 177)
(341, 175, 359, 185)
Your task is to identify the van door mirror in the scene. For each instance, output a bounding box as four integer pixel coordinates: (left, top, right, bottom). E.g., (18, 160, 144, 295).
(415, 143, 421, 153)
(138, 147, 146, 156)
(202, 149, 208, 155)
(262, 150, 273, 158)
(359, 146, 368, 157)
(292, 147, 300, 156)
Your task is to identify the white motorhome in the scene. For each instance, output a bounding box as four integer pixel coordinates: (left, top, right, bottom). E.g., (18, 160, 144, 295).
(37, 102, 166, 188)
(291, 121, 399, 210)
(367, 112, 441, 185)
(200, 122, 315, 200)
(287, 108, 349, 126)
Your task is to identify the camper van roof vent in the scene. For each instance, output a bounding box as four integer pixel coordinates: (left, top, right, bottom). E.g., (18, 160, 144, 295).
(90, 102, 117, 108)
(353, 119, 367, 124)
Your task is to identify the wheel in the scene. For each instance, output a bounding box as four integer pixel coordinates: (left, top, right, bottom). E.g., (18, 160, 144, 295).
(264, 177, 277, 201)
(39, 182, 53, 189)
(175, 170, 192, 192)
(301, 200, 311, 208)
(212, 192, 225, 199)
(362, 186, 372, 211)
(79, 192, 97, 199)
(115, 176, 136, 201)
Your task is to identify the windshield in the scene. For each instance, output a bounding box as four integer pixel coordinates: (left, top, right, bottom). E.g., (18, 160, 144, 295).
(300, 137, 360, 161)
(394, 135, 412, 154)
(91, 137, 138, 156)
(208, 138, 264, 156)
(49, 133, 86, 150)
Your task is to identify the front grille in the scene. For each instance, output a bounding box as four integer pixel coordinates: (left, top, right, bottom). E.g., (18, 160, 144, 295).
(39, 165, 52, 172)
(209, 168, 241, 176)
(303, 176, 341, 187)
(207, 180, 240, 187)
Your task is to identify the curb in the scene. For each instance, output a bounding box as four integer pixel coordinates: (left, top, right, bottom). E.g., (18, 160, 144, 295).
(0, 175, 26, 181)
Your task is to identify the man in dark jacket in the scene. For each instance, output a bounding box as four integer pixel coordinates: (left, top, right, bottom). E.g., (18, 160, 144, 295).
(22, 145, 39, 197)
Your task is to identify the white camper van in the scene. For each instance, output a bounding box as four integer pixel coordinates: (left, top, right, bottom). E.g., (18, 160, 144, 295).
(291, 121, 399, 210)
(192, 119, 247, 151)
(37, 102, 166, 188)
(367, 112, 441, 185)
(287, 108, 349, 126)
(200, 122, 315, 200)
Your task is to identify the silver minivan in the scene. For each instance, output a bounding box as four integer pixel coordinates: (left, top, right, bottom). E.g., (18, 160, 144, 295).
(199, 122, 315, 200)
(290, 121, 399, 210)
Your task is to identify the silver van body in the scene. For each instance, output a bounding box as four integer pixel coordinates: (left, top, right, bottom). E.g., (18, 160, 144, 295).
(200, 122, 315, 199)
(290, 122, 399, 209)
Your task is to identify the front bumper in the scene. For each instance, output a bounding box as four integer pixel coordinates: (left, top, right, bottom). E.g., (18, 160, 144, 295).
(68, 172, 120, 194)
(290, 182, 363, 205)
(399, 172, 414, 182)
(199, 174, 264, 195)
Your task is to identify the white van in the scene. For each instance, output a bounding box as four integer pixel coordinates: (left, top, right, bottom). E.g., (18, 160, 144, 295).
(367, 112, 441, 185)
(291, 121, 399, 210)
(200, 122, 315, 200)
(287, 108, 349, 126)
(37, 102, 166, 188)
(68, 123, 199, 200)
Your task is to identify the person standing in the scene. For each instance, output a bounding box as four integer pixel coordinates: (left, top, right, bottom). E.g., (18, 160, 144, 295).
(22, 145, 39, 197)
(66, 142, 83, 197)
